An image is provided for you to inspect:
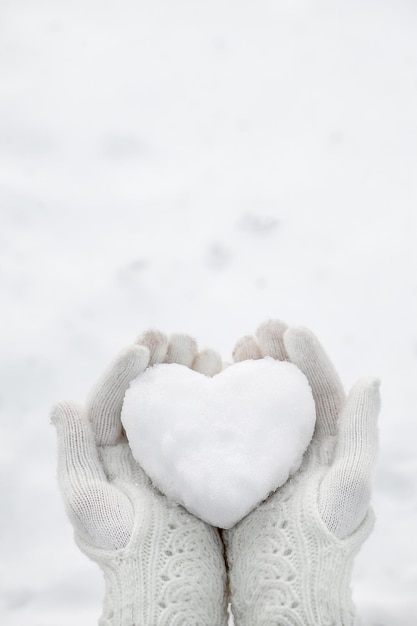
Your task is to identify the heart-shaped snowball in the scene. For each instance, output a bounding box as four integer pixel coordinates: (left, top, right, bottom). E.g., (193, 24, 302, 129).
(121, 357, 316, 528)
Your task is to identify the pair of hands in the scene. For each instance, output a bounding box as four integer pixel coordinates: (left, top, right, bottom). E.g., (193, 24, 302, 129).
(52, 320, 380, 626)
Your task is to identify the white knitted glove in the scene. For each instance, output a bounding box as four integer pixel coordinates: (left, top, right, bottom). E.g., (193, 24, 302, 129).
(224, 320, 380, 626)
(52, 330, 228, 626)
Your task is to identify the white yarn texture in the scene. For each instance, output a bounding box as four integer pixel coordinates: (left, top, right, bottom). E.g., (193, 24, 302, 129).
(52, 332, 228, 626)
(224, 444, 375, 626)
(225, 320, 380, 626)
(52, 322, 380, 625)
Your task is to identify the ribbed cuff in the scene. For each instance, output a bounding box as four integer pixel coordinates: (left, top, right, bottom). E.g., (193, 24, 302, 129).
(99, 553, 146, 626)
(225, 493, 375, 626)
(76, 525, 228, 626)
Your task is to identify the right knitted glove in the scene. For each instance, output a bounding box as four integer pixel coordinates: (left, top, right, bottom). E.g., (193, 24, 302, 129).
(223, 320, 380, 626)
(52, 330, 228, 626)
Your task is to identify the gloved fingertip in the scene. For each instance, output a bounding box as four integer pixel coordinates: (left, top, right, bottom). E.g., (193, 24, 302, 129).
(350, 376, 381, 401)
(166, 333, 198, 367)
(284, 326, 317, 353)
(366, 376, 381, 391)
(50, 403, 62, 426)
(193, 348, 223, 376)
(256, 319, 288, 359)
(50, 400, 81, 428)
(232, 335, 262, 362)
(137, 328, 168, 365)
(355, 377, 382, 416)
(256, 318, 288, 337)
(118, 344, 150, 372)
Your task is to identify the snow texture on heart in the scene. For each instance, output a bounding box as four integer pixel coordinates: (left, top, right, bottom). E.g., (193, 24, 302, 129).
(121, 358, 316, 528)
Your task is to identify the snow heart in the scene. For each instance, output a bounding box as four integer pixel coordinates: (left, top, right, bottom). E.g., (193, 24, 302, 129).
(121, 358, 316, 529)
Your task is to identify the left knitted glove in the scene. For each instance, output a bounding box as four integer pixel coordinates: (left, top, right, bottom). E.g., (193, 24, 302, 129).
(51, 330, 228, 626)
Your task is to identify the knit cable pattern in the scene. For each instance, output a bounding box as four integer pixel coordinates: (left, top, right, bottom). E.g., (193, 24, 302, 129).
(224, 445, 374, 626)
(75, 444, 228, 626)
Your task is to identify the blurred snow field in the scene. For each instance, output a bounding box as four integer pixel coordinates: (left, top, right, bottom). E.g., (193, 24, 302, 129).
(1, 0, 417, 624)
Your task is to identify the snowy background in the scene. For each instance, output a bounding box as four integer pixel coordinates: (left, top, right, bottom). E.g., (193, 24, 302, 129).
(1, 0, 416, 624)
